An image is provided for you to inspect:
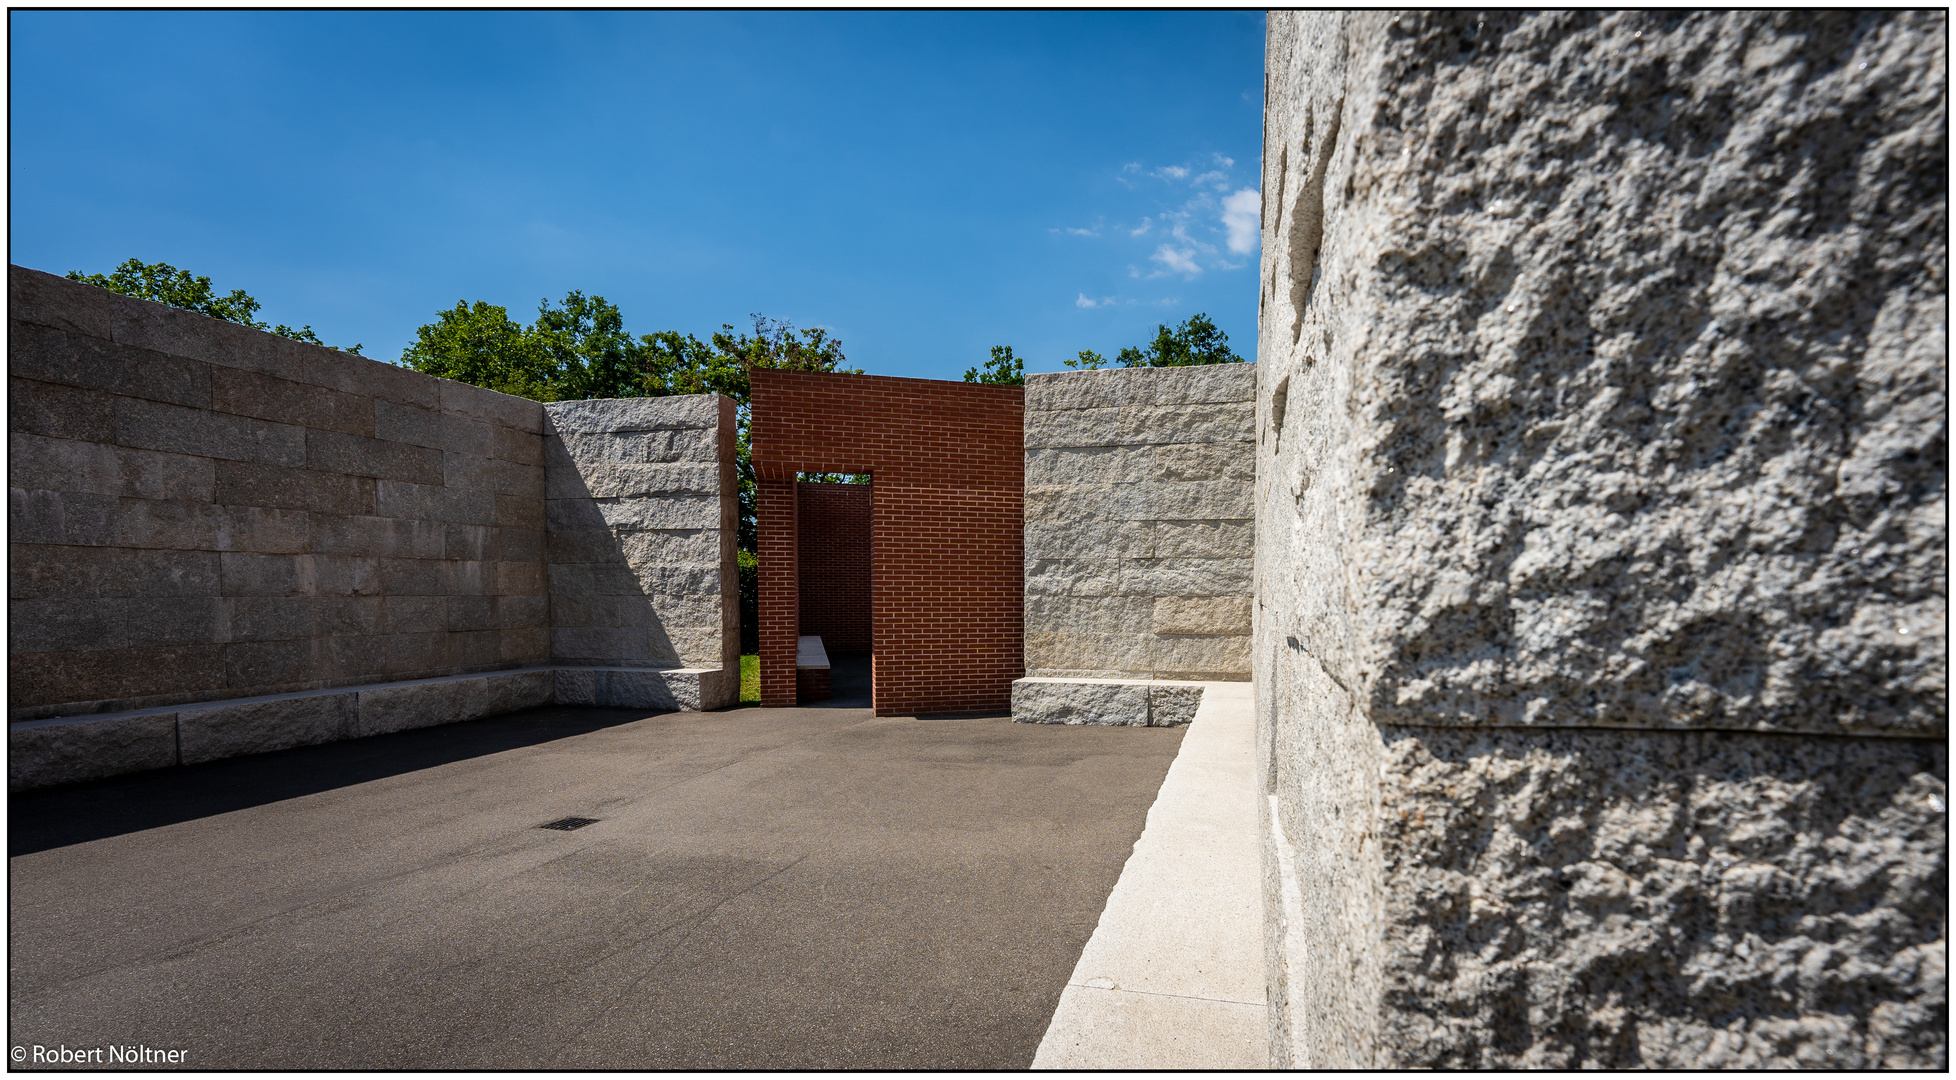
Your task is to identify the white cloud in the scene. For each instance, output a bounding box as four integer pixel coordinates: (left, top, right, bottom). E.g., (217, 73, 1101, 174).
(1076, 293, 1124, 309)
(1222, 188, 1261, 254)
(1084, 156, 1257, 281)
(1151, 245, 1203, 277)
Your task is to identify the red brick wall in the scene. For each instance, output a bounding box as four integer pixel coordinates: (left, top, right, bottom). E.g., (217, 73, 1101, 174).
(756, 475, 800, 708)
(797, 482, 872, 654)
(752, 370, 1023, 715)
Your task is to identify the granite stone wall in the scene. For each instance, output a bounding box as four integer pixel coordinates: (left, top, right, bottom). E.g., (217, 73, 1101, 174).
(544, 395, 740, 709)
(1256, 11, 1946, 1068)
(1022, 365, 1256, 682)
(1013, 365, 1255, 727)
(9, 265, 741, 789)
(9, 266, 550, 721)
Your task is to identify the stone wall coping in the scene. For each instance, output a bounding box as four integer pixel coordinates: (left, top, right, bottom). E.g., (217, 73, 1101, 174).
(1012, 677, 1213, 728)
(11, 663, 738, 791)
(1024, 364, 1256, 412)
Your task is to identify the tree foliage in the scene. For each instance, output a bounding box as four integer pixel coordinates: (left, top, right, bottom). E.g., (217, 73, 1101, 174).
(400, 301, 859, 554)
(533, 291, 644, 401)
(397, 300, 536, 396)
(678, 316, 854, 402)
(963, 344, 1025, 386)
(678, 316, 861, 553)
(67, 258, 362, 354)
(400, 292, 655, 402)
(1066, 312, 1244, 370)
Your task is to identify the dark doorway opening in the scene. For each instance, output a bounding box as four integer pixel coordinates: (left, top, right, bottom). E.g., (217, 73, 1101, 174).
(796, 476, 872, 707)
(819, 651, 873, 709)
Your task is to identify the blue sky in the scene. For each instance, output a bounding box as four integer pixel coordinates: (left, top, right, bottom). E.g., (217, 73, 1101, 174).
(11, 11, 1265, 379)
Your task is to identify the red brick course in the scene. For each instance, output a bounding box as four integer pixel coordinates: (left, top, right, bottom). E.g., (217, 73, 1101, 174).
(797, 482, 872, 654)
(751, 370, 1024, 715)
(756, 474, 801, 708)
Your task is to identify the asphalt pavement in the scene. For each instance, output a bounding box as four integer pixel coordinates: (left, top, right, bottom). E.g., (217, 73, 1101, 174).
(8, 702, 1183, 1069)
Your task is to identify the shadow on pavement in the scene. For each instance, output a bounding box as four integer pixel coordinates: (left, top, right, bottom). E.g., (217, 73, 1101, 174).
(804, 651, 873, 709)
(9, 706, 659, 857)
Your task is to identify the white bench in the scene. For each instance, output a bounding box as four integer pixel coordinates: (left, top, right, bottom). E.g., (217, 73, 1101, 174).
(796, 636, 831, 701)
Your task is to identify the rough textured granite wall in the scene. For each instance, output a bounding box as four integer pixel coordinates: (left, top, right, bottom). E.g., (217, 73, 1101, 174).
(1256, 11, 1946, 1068)
(9, 266, 742, 788)
(1376, 728, 1946, 1068)
(1023, 364, 1256, 683)
(543, 395, 739, 703)
(9, 265, 549, 721)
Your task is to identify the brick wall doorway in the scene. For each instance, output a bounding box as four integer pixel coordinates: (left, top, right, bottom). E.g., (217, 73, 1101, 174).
(797, 479, 873, 706)
(751, 370, 1023, 716)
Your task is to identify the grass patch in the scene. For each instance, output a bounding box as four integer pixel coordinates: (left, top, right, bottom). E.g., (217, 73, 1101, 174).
(740, 654, 759, 704)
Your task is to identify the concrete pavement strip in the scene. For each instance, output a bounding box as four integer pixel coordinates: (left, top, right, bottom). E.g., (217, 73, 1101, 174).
(1033, 681, 1267, 1069)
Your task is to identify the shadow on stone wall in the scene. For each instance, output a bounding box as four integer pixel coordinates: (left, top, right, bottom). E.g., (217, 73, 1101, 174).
(541, 452, 683, 667)
(541, 397, 741, 709)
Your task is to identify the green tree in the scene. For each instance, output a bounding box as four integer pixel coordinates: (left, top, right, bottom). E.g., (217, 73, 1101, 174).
(66, 258, 362, 354)
(687, 316, 862, 553)
(400, 292, 651, 403)
(631, 315, 854, 403)
(534, 291, 644, 401)
(398, 301, 543, 398)
(963, 344, 1025, 385)
(1066, 312, 1244, 370)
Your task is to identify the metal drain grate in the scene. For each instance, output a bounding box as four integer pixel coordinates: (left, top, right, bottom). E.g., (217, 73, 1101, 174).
(538, 816, 600, 832)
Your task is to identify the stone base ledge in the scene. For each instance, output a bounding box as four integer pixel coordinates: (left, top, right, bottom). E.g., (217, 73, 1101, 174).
(1012, 677, 1209, 728)
(9, 664, 736, 793)
(550, 665, 736, 713)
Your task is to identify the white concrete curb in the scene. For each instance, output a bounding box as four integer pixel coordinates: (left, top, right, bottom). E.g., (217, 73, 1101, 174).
(1032, 681, 1267, 1069)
